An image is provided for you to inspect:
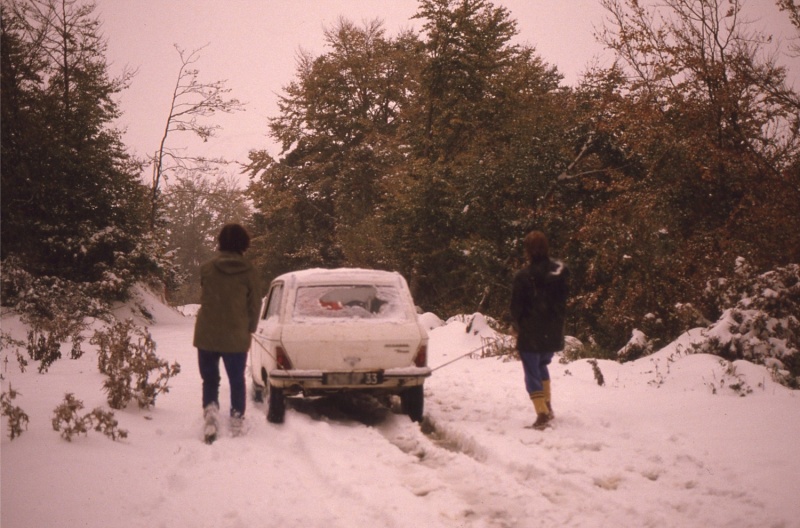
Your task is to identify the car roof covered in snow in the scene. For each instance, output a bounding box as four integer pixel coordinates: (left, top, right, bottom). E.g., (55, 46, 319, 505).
(273, 268, 407, 287)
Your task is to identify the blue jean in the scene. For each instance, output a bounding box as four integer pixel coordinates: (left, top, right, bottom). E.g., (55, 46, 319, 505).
(198, 349, 248, 417)
(519, 351, 554, 395)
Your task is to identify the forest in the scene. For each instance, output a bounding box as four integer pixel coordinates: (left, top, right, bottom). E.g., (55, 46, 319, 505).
(2, 0, 799, 376)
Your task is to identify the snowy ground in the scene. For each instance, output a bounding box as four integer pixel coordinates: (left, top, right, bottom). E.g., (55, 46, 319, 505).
(2, 288, 799, 528)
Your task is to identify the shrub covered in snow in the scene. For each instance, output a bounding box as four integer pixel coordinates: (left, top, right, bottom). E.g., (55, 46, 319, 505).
(51, 393, 127, 442)
(559, 259, 799, 390)
(2, 257, 113, 320)
(1, 258, 103, 372)
(617, 329, 654, 363)
(1, 258, 174, 375)
(26, 328, 63, 373)
(91, 320, 181, 410)
(1, 331, 28, 374)
(692, 259, 799, 387)
(0, 385, 29, 440)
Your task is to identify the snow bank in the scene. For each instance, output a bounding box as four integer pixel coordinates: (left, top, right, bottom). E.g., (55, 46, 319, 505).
(110, 283, 187, 325)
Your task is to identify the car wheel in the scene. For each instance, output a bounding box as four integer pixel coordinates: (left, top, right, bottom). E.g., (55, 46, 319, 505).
(267, 385, 285, 424)
(400, 385, 424, 422)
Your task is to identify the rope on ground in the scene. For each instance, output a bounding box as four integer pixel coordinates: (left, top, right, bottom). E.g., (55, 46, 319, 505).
(431, 344, 487, 372)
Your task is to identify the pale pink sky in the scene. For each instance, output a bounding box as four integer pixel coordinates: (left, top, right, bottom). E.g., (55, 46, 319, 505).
(98, 0, 798, 172)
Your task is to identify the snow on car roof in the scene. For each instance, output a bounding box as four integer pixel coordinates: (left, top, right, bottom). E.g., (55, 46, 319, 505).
(274, 267, 406, 286)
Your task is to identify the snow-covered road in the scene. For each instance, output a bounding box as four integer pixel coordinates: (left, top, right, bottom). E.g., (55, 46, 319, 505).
(3, 296, 799, 527)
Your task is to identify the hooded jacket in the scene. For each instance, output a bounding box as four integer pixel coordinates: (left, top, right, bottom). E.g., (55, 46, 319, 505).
(510, 257, 569, 353)
(193, 251, 261, 353)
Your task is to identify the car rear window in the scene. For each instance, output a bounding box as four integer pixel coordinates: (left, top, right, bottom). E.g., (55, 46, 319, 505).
(291, 284, 410, 322)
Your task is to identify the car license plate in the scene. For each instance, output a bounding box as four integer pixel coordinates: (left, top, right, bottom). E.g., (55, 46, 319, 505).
(323, 371, 384, 385)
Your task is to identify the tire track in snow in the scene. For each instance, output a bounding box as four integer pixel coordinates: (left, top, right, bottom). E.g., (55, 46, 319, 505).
(374, 413, 560, 528)
(287, 393, 554, 527)
(290, 392, 620, 527)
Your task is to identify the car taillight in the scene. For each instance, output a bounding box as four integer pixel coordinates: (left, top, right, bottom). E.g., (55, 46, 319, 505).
(413, 344, 427, 367)
(276, 345, 293, 370)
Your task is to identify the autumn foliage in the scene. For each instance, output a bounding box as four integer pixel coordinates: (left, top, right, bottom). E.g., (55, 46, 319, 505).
(245, 0, 800, 368)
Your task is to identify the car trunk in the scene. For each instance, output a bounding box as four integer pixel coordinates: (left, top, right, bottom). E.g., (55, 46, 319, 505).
(279, 322, 423, 371)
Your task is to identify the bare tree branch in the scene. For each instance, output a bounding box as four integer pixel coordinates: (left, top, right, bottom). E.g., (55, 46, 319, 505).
(149, 43, 245, 230)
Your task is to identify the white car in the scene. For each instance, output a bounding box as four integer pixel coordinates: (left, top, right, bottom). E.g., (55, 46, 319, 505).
(250, 268, 431, 423)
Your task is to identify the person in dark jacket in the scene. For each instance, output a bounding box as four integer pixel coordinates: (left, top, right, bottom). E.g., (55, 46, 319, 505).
(510, 231, 569, 430)
(193, 224, 261, 442)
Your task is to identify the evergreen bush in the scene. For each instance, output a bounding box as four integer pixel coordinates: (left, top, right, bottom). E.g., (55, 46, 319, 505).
(694, 259, 800, 388)
(2, 258, 92, 372)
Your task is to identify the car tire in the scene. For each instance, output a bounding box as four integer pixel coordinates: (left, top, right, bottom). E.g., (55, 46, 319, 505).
(400, 385, 424, 422)
(267, 385, 285, 424)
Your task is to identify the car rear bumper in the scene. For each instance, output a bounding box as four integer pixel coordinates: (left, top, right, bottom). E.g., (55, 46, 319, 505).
(268, 366, 431, 394)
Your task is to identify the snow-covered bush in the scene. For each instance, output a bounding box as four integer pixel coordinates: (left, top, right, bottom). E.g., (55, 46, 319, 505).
(1, 331, 28, 374)
(91, 320, 181, 409)
(702, 360, 754, 397)
(51, 393, 127, 442)
(1, 385, 30, 440)
(559, 336, 586, 363)
(617, 329, 654, 363)
(2, 257, 108, 320)
(695, 259, 799, 388)
(2, 258, 98, 372)
(458, 313, 517, 359)
(560, 335, 621, 363)
(26, 329, 62, 373)
(478, 335, 517, 359)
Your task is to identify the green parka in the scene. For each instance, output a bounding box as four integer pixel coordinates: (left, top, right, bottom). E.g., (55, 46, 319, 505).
(193, 251, 261, 353)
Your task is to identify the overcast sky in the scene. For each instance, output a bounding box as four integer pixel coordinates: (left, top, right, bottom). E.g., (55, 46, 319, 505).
(97, 0, 798, 175)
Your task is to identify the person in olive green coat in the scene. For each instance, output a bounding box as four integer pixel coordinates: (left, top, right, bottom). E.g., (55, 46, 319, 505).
(193, 224, 261, 440)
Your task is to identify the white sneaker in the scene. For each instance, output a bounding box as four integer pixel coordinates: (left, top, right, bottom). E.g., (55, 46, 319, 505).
(203, 403, 219, 444)
(230, 413, 245, 437)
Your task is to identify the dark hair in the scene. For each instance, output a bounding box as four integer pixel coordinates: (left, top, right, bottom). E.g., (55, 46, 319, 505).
(218, 223, 250, 254)
(523, 231, 549, 262)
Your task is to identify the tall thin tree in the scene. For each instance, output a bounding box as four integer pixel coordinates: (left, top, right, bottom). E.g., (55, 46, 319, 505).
(150, 44, 244, 230)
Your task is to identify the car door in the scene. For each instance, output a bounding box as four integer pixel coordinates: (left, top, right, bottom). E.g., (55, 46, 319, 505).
(252, 281, 285, 379)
